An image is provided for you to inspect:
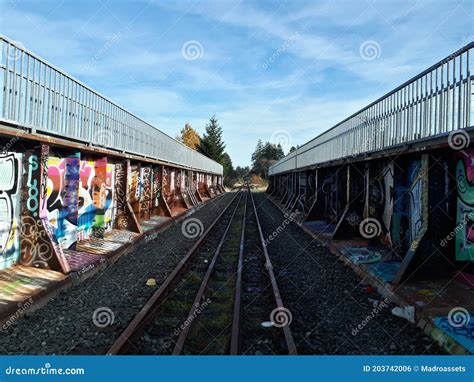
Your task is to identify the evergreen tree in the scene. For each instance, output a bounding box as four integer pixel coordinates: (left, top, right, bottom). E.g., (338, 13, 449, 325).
(221, 152, 234, 178)
(197, 115, 226, 163)
(235, 166, 251, 182)
(251, 140, 285, 178)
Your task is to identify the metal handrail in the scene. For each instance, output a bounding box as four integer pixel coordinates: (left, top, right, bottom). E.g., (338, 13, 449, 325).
(0, 35, 223, 174)
(269, 42, 474, 175)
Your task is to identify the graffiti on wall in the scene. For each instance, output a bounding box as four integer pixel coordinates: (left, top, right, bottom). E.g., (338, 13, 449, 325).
(435, 315, 474, 353)
(455, 150, 474, 261)
(153, 167, 162, 208)
(391, 158, 427, 257)
(381, 162, 394, 244)
(170, 170, 175, 192)
(176, 170, 182, 191)
(162, 168, 170, 201)
(77, 158, 109, 241)
(20, 151, 49, 267)
(408, 160, 424, 243)
(129, 165, 141, 204)
(139, 166, 152, 219)
(366, 162, 394, 244)
(105, 163, 115, 231)
(114, 161, 129, 229)
(0, 153, 22, 270)
(44, 155, 80, 250)
(38, 145, 70, 272)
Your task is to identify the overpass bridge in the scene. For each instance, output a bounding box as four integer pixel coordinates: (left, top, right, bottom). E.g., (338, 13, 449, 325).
(267, 42, 474, 354)
(0, 34, 224, 277)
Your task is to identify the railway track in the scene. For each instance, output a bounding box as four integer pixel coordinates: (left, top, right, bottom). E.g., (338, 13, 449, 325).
(108, 187, 296, 355)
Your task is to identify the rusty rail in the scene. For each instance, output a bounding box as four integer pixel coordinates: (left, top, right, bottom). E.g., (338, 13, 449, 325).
(249, 189, 298, 355)
(172, 191, 245, 354)
(229, 187, 248, 354)
(107, 190, 242, 355)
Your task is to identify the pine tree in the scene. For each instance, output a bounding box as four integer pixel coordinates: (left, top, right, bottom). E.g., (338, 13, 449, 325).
(178, 123, 200, 150)
(251, 141, 285, 178)
(197, 115, 226, 163)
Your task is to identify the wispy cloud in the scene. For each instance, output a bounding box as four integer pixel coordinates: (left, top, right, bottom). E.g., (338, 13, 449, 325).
(1, 0, 472, 165)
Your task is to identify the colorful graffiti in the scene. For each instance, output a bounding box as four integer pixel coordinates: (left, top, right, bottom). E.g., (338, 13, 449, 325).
(77, 158, 109, 241)
(38, 145, 70, 272)
(20, 151, 48, 267)
(0, 141, 220, 273)
(105, 163, 115, 231)
(455, 151, 474, 261)
(44, 155, 81, 249)
(114, 161, 128, 230)
(0, 153, 22, 270)
(434, 315, 474, 353)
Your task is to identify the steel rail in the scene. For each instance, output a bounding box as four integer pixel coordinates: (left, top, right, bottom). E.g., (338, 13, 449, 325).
(229, 187, 248, 354)
(249, 190, 298, 355)
(172, 191, 245, 354)
(107, 190, 242, 355)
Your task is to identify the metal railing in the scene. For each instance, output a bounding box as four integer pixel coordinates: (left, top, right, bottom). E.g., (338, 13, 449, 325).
(0, 35, 222, 175)
(269, 42, 474, 175)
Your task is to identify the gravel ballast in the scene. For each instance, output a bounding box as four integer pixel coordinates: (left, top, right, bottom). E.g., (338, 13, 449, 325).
(253, 193, 443, 355)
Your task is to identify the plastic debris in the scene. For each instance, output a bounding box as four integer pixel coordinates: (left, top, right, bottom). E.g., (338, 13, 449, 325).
(146, 278, 157, 287)
(365, 286, 376, 293)
(260, 321, 273, 328)
(391, 306, 415, 323)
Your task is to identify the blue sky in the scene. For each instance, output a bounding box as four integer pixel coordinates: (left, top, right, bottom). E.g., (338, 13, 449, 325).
(1, 0, 473, 166)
